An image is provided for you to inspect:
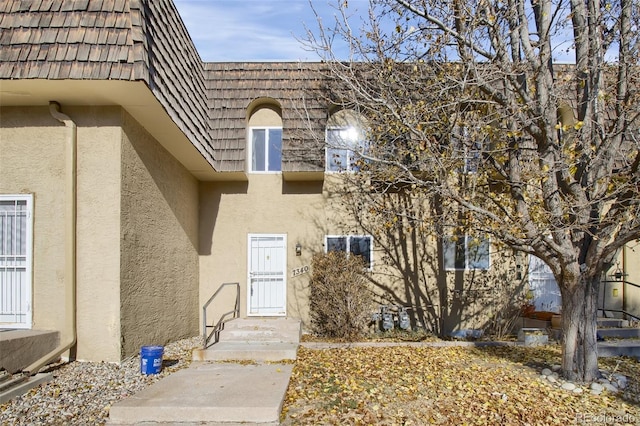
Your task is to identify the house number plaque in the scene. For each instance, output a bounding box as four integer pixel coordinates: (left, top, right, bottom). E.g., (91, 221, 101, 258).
(292, 265, 310, 277)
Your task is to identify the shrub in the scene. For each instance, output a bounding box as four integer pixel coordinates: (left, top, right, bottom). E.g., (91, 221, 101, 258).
(309, 251, 374, 341)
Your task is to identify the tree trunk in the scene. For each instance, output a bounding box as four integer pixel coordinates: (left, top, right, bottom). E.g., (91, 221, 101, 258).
(560, 275, 600, 382)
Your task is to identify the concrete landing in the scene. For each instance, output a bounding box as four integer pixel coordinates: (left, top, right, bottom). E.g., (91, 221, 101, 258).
(0, 329, 59, 373)
(108, 362, 293, 425)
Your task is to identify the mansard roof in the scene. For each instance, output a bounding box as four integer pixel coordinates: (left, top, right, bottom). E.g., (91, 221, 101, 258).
(0, 1, 348, 177)
(0, 0, 213, 168)
(205, 61, 328, 173)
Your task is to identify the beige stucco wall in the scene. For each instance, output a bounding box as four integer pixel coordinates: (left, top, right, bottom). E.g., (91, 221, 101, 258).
(1, 105, 200, 362)
(0, 106, 122, 361)
(617, 245, 640, 318)
(199, 173, 525, 334)
(119, 110, 199, 358)
(199, 175, 331, 327)
(0, 106, 68, 334)
(73, 106, 123, 362)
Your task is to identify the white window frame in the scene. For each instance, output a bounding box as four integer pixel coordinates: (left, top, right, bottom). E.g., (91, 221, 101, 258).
(249, 126, 283, 173)
(443, 234, 490, 271)
(456, 126, 482, 174)
(325, 235, 374, 270)
(462, 141, 481, 173)
(325, 127, 367, 173)
(0, 194, 33, 329)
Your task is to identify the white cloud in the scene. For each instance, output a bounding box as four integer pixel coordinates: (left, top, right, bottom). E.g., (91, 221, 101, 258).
(173, 0, 333, 61)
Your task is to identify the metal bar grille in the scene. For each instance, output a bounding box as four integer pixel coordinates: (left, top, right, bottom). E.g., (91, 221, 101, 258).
(0, 198, 30, 327)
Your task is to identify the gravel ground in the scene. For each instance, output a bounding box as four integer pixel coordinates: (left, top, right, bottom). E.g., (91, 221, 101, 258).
(0, 336, 201, 426)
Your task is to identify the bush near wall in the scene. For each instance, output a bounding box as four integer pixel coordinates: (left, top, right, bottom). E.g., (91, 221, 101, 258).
(309, 252, 374, 341)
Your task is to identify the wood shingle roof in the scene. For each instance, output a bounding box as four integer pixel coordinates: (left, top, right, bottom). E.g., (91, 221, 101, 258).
(205, 62, 329, 173)
(0, 0, 213, 167)
(1, 1, 336, 174)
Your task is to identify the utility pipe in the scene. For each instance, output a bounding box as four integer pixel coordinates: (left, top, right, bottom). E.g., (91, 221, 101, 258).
(24, 102, 77, 375)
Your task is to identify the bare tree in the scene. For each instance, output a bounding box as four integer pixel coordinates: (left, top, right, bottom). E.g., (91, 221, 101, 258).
(303, 0, 640, 382)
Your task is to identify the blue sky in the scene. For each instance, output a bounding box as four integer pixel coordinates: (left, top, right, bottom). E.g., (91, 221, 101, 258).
(173, 0, 370, 62)
(172, 1, 580, 63)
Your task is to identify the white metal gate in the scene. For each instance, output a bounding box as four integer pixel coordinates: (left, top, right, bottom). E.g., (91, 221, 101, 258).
(0, 195, 32, 328)
(248, 234, 287, 316)
(528, 255, 561, 313)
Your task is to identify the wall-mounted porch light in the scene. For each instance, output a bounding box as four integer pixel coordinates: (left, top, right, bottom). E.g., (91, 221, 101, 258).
(611, 262, 626, 281)
(295, 243, 302, 256)
(612, 288, 619, 297)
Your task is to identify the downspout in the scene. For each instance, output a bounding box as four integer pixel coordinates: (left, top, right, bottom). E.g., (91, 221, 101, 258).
(24, 101, 77, 375)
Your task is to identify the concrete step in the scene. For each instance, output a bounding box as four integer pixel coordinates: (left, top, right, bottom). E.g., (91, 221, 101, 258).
(196, 318, 302, 361)
(597, 318, 630, 328)
(217, 328, 294, 343)
(598, 341, 640, 360)
(107, 362, 292, 425)
(217, 320, 300, 342)
(597, 327, 640, 339)
(193, 342, 298, 362)
(222, 317, 301, 339)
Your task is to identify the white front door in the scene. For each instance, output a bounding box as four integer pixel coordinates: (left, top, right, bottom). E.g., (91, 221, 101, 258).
(0, 195, 32, 329)
(248, 234, 287, 316)
(528, 255, 561, 313)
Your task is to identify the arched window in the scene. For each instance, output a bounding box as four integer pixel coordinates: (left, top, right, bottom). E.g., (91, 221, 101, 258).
(325, 110, 368, 172)
(248, 102, 283, 172)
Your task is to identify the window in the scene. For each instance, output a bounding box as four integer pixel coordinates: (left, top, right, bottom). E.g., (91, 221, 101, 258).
(443, 235, 490, 270)
(454, 124, 484, 174)
(462, 140, 481, 173)
(326, 127, 367, 172)
(250, 127, 282, 172)
(247, 102, 283, 172)
(0, 194, 32, 327)
(325, 235, 373, 269)
(325, 110, 368, 172)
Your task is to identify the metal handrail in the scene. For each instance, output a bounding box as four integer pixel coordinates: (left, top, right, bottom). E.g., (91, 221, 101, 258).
(601, 279, 640, 322)
(202, 282, 240, 349)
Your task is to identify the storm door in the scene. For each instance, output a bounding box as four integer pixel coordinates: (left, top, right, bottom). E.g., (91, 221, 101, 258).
(247, 234, 287, 316)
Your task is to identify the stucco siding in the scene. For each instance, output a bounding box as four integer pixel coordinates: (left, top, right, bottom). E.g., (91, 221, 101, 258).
(0, 106, 67, 333)
(0, 106, 123, 361)
(120, 110, 199, 358)
(73, 106, 123, 362)
(199, 175, 332, 326)
(200, 174, 526, 334)
(619, 246, 640, 319)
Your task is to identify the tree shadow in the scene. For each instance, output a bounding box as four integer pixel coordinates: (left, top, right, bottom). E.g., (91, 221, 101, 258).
(470, 344, 640, 409)
(334, 185, 527, 338)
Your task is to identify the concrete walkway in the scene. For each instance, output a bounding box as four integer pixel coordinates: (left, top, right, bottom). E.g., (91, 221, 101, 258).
(108, 318, 301, 425)
(106, 317, 639, 424)
(107, 361, 293, 425)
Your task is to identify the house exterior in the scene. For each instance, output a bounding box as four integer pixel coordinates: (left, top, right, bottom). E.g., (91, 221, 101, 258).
(1, 0, 638, 365)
